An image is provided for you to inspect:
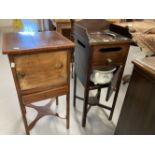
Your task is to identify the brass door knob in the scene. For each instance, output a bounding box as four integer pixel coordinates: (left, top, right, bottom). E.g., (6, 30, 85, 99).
(107, 58, 113, 63)
(17, 71, 26, 79)
(55, 63, 63, 69)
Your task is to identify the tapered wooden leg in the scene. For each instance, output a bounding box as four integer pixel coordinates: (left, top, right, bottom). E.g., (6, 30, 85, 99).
(108, 88, 119, 120)
(71, 62, 74, 79)
(66, 93, 70, 129)
(73, 73, 77, 107)
(19, 100, 30, 135)
(82, 88, 89, 127)
(71, 53, 74, 79)
(109, 72, 123, 120)
(56, 97, 59, 106)
(96, 88, 101, 100)
(23, 105, 27, 114)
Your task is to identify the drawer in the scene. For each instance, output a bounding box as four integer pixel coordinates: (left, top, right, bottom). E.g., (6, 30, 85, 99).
(14, 51, 68, 91)
(92, 44, 129, 67)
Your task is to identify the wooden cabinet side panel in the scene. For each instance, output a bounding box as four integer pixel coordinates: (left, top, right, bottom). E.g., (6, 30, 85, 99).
(115, 68, 155, 134)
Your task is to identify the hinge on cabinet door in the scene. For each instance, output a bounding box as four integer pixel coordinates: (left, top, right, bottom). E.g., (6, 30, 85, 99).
(10, 62, 15, 68)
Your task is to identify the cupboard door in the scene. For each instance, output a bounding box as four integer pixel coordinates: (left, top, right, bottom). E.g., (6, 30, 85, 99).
(14, 51, 68, 91)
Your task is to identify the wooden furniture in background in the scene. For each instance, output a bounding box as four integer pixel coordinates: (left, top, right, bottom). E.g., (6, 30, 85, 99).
(50, 19, 72, 40)
(115, 57, 155, 134)
(73, 19, 131, 127)
(3, 31, 74, 134)
(110, 21, 155, 84)
(49, 19, 81, 40)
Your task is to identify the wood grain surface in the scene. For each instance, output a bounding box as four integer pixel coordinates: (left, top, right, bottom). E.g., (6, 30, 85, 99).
(14, 51, 68, 91)
(3, 31, 74, 54)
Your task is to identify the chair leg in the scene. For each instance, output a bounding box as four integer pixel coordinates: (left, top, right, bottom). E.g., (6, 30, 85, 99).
(73, 72, 77, 107)
(66, 93, 70, 129)
(82, 88, 89, 127)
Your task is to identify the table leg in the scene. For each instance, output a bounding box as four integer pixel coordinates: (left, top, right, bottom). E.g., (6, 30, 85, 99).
(66, 92, 70, 129)
(19, 99, 30, 135)
(82, 88, 89, 127)
(56, 97, 59, 106)
(73, 73, 77, 107)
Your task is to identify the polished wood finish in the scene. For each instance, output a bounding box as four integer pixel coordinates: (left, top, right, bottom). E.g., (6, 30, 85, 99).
(26, 98, 65, 131)
(3, 31, 74, 54)
(3, 31, 74, 134)
(73, 19, 130, 127)
(132, 57, 155, 77)
(92, 44, 129, 67)
(22, 85, 68, 105)
(49, 19, 72, 40)
(49, 20, 78, 78)
(49, 19, 81, 40)
(115, 57, 155, 134)
(14, 51, 67, 91)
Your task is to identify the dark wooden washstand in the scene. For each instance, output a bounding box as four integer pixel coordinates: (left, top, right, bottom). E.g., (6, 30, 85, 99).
(73, 20, 131, 127)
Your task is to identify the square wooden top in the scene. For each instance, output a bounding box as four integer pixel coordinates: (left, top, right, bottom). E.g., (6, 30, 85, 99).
(133, 57, 155, 77)
(2, 31, 75, 55)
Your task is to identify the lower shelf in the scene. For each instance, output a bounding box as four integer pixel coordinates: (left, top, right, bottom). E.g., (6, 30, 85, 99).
(88, 96, 112, 111)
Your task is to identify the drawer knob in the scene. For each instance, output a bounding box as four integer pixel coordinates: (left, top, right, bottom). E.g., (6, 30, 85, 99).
(107, 58, 112, 63)
(17, 71, 26, 79)
(55, 63, 63, 69)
